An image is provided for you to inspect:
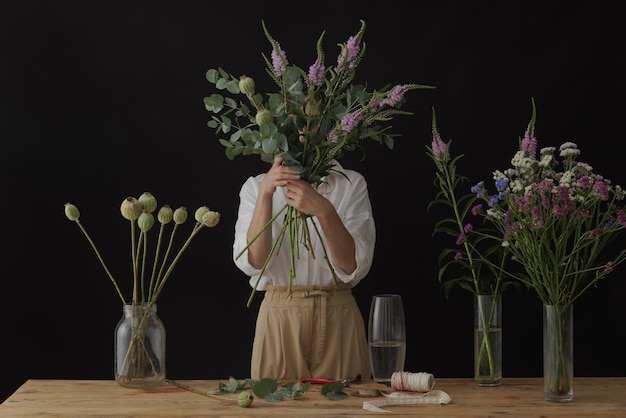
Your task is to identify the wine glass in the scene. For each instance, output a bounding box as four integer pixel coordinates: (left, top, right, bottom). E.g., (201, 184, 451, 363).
(368, 294, 406, 384)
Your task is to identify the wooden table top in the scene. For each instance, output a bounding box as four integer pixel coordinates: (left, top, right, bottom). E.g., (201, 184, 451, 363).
(1, 377, 625, 417)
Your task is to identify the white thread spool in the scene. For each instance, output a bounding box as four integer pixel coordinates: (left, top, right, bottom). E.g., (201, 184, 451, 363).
(391, 371, 435, 392)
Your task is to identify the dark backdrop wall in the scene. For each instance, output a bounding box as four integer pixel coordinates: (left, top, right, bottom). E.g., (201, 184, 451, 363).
(1, 0, 624, 402)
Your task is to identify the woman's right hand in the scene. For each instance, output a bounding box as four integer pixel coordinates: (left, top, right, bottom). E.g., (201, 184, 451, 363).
(259, 156, 301, 197)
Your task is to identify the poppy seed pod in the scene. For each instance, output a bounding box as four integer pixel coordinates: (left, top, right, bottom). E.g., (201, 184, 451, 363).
(120, 197, 142, 221)
(173, 206, 188, 224)
(138, 192, 158, 213)
(157, 205, 173, 224)
(239, 75, 255, 95)
(138, 211, 155, 232)
(194, 206, 210, 223)
(255, 109, 273, 126)
(201, 210, 220, 227)
(237, 391, 254, 408)
(64, 203, 80, 221)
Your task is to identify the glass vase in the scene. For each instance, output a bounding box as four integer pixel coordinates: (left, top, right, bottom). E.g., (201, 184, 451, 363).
(114, 303, 166, 388)
(474, 294, 502, 387)
(543, 304, 573, 402)
(368, 294, 406, 384)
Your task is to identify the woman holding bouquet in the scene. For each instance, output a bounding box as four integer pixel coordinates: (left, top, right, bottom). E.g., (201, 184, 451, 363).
(233, 155, 375, 381)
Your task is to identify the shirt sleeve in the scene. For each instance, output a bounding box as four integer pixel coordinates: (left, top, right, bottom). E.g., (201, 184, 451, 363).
(328, 168, 376, 287)
(232, 175, 265, 278)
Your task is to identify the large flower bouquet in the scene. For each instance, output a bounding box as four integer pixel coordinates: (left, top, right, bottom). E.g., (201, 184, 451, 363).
(474, 99, 626, 307)
(64, 192, 220, 386)
(472, 99, 626, 398)
(204, 20, 434, 306)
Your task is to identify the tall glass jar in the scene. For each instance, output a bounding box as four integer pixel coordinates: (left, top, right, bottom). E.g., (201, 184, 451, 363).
(543, 304, 573, 402)
(474, 294, 502, 387)
(114, 303, 166, 388)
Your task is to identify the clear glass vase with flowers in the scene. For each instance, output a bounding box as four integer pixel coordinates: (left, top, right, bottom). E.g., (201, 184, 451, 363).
(64, 192, 220, 387)
(204, 20, 434, 307)
(472, 98, 626, 401)
(427, 109, 523, 386)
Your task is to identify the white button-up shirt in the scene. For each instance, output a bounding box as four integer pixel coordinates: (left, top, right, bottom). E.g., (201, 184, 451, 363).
(233, 160, 376, 290)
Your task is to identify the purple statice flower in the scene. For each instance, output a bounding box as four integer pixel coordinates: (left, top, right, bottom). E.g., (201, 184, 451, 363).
(471, 204, 483, 215)
(454, 252, 462, 261)
(381, 85, 410, 107)
(593, 181, 610, 201)
(471, 181, 486, 199)
(606, 217, 616, 228)
(308, 58, 325, 87)
(464, 223, 473, 233)
(605, 261, 614, 274)
(431, 130, 448, 163)
(495, 179, 509, 192)
(618, 210, 626, 228)
(456, 232, 466, 245)
(530, 205, 544, 229)
(271, 43, 288, 77)
(488, 194, 501, 208)
(579, 175, 591, 188)
(552, 185, 575, 216)
(591, 228, 602, 242)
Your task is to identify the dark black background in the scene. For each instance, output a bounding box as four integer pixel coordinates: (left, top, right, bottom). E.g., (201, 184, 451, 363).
(1, 0, 625, 403)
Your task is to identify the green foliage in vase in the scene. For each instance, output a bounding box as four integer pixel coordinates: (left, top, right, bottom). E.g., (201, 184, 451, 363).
(427, 109, 522, 298)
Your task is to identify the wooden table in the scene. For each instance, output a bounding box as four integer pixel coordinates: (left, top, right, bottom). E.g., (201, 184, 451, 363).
(1, 377, 625, 417)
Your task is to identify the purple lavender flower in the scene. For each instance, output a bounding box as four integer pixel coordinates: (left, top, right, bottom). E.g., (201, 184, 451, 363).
(521, 121, 537, 161)
(335, 33, 362, 72)
(431, 131, 448, 163)
(522, 98, 537, 160)
(381, 85, 410, 107)
(271, 43, 288, 77)
(308, 58, 325, 87)
(339, 111, 362, 134)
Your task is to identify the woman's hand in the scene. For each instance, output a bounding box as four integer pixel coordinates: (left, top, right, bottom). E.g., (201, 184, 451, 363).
(284, 178, 333, 218)
(259, 156, 301, 197)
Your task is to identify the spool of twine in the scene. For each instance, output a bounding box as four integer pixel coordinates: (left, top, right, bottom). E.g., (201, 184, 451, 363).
(390, 371, 435, 392)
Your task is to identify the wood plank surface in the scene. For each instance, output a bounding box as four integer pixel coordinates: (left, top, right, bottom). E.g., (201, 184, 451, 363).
(1, 377, 625, 417)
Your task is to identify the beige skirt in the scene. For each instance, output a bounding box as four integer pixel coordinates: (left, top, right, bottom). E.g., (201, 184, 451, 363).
(250, 283, 371, 381)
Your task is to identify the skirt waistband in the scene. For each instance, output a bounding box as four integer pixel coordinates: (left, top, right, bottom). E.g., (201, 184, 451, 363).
(265, 282, 351, 298)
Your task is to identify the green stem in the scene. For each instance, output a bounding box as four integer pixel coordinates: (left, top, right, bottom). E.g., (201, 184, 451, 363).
(166, 379, 238, 403)
(475, 295, 497, 380)
(246, 219, 288, 308)
(151, 223, 205, 303)
(148, 223, 166, 300)
(236, 204, 288, 260)
(117, 304, 161, 382)
(75, 221, 126, 304)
